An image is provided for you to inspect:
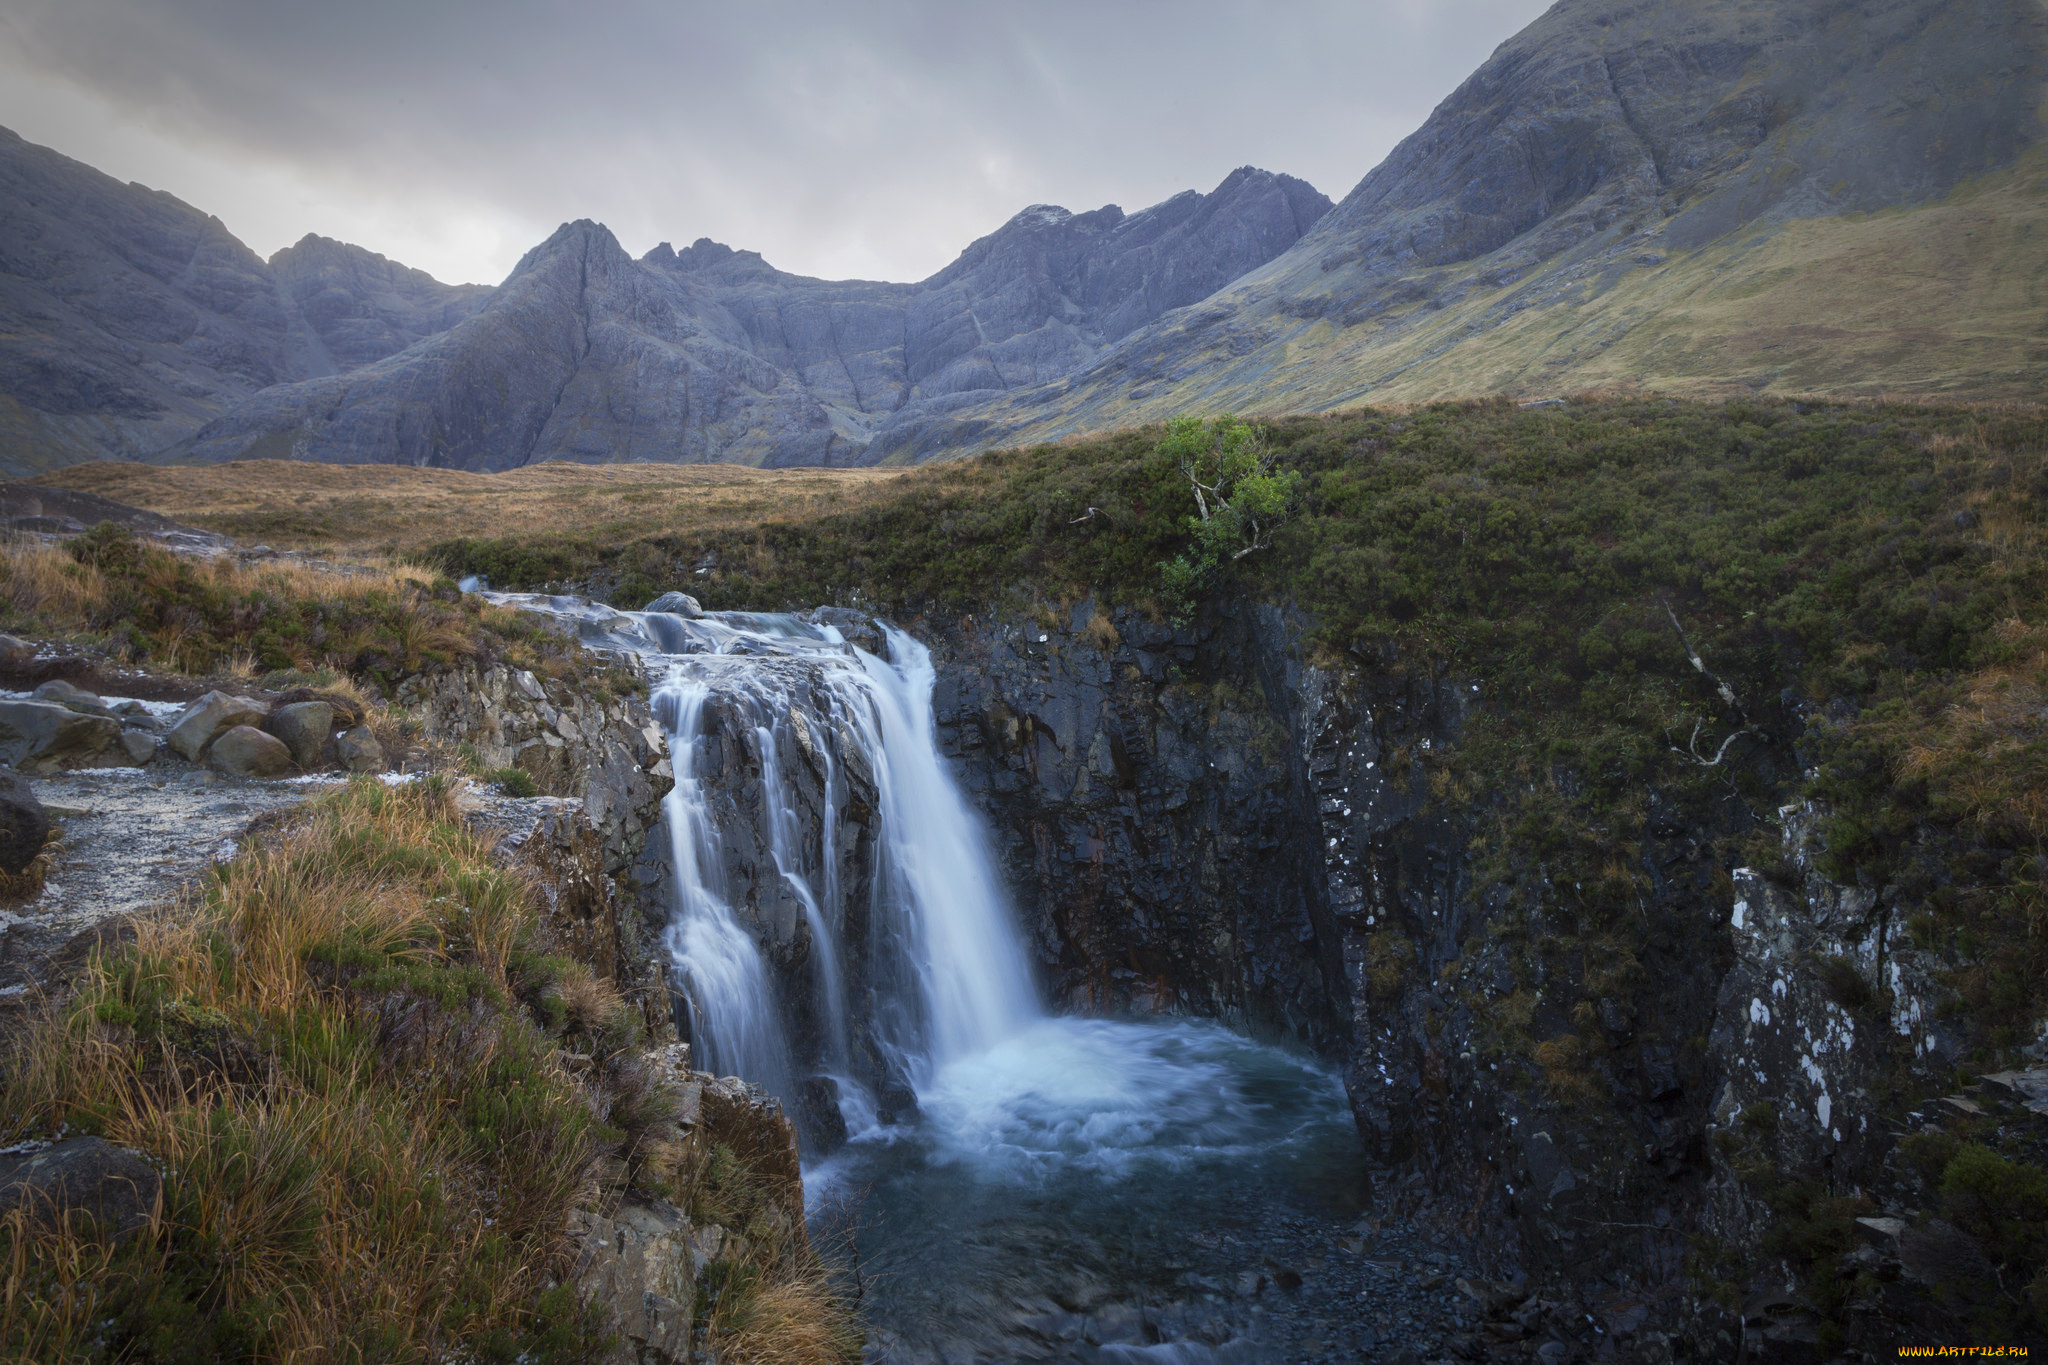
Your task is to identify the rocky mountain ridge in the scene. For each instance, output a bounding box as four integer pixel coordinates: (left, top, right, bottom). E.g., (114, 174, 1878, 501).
(2, 0, 2041, 476)
(0, 117, 1329, 474)
(173, 166, 1331, 470)
(0, 124, 493, 472)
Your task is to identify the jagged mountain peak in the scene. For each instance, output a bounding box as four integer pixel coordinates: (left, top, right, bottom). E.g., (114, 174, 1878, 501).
(161, 164, 1331, 471)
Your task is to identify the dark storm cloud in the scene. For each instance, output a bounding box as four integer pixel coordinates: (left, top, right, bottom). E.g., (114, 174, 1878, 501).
(0, 0, 1554, 284)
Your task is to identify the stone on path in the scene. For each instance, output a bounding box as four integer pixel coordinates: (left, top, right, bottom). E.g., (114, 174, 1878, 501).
(266, 701, 334, 769)
(31, 679, 114, 717)
(165, 691, 267, 761)
(0, 767, 49, 874)
(0, 700, 122, 771)
(335, 726, 385, 773)
(208, 725, 293, 778)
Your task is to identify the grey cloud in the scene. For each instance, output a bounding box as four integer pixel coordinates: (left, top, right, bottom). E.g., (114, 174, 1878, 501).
(0, 0, 1553, 283)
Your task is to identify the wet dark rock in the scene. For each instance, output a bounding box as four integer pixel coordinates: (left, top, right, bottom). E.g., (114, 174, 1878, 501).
(0, 766, 49, 874)
(796, 1075, 849, 1154)
(643, 591, 703, 618)
(0, 1136, 160, 1239)
(1898, 1218, 1996, 1288)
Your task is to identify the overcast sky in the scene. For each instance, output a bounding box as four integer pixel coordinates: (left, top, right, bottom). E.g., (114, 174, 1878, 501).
(0, 0, 1552, 286)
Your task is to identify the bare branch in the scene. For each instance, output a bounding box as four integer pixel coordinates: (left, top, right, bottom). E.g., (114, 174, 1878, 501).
(1663, 601, 1747, 721)
(1068, 508, 1102, 524)
(1669, 716, 1752, 767)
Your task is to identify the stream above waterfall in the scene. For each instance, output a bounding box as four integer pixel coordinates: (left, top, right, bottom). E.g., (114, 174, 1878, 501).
(480, 595, 1473, 1361)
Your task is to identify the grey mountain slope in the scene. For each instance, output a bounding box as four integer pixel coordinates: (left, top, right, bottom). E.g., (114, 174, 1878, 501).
(913, 0, 2048, 454)
(177, 167, 1332, 470)
(0, 125, 488, 474)
(268, 235, 493, 375)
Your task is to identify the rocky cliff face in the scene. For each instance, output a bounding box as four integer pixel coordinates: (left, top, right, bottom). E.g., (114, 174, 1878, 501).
(175, 168, 1332, 471)
(400, 657, 677, 1034)
(907, 594, 2010, 1355)
(924, 600, 1340, 1043)
(0, 126, 488, 474)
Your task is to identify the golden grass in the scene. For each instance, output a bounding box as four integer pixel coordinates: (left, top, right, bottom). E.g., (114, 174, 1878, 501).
(1895, 617, 2048, 843)
(0, 778, 861, 1361)
(714, 1276, 865, 1365)
(35, 460, 921, 563)
(0, 534, 435, 626)
(0, 780, 602, 1359)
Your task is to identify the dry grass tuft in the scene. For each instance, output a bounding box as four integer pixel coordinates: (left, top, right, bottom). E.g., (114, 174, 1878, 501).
(0, 776, 860, 1361)
(714, 1276, 865, 1365)
(0, 778, 612, 1359)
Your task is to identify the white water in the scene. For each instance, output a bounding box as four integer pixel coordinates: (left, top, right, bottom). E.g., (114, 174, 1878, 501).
(655, 678, 793, 1090)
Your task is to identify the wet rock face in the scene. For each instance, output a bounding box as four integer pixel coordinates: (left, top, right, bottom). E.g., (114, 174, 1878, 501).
(627, 663, 884, 1137)
(467, 791, 674, 1041)
(566, 1048, 809, 1365)
(911, 599, 1947, 1348)
(923, 600, 1340, 1044)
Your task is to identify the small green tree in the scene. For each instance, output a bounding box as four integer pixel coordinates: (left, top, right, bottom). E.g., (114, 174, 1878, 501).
(1156, 414, 1300, 620)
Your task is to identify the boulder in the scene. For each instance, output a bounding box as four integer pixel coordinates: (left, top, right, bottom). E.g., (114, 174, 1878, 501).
(165, 691, 268, 761)
(0, 767, 50, 874)
(208, 725, 293, 779)
(0, 1136, 160, 1239)
(0, 699, 122, 771)
(118, 729, 158, 766)
(643, 591, 704, 618)
(334, 726, 385, 773)
(31, 679, 113, 717)
(109, 700, 162, 731)
(0, 634, 34, 670)
(568, 1198, 697, 1363)
(266, 701, 334, 769)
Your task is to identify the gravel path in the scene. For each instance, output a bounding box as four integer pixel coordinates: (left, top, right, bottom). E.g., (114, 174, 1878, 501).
(0, 764, 341, 995)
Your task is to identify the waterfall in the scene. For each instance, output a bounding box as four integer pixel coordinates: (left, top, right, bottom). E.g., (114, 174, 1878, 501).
(858, 627, 1038, 1074)
(654, 678, 793, 1092)
(580, 605, 1039, 1119)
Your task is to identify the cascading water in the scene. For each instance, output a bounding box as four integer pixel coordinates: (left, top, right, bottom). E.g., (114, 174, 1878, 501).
(480, 594, 1368, 1363)
(631, 610, 1042, 1115)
